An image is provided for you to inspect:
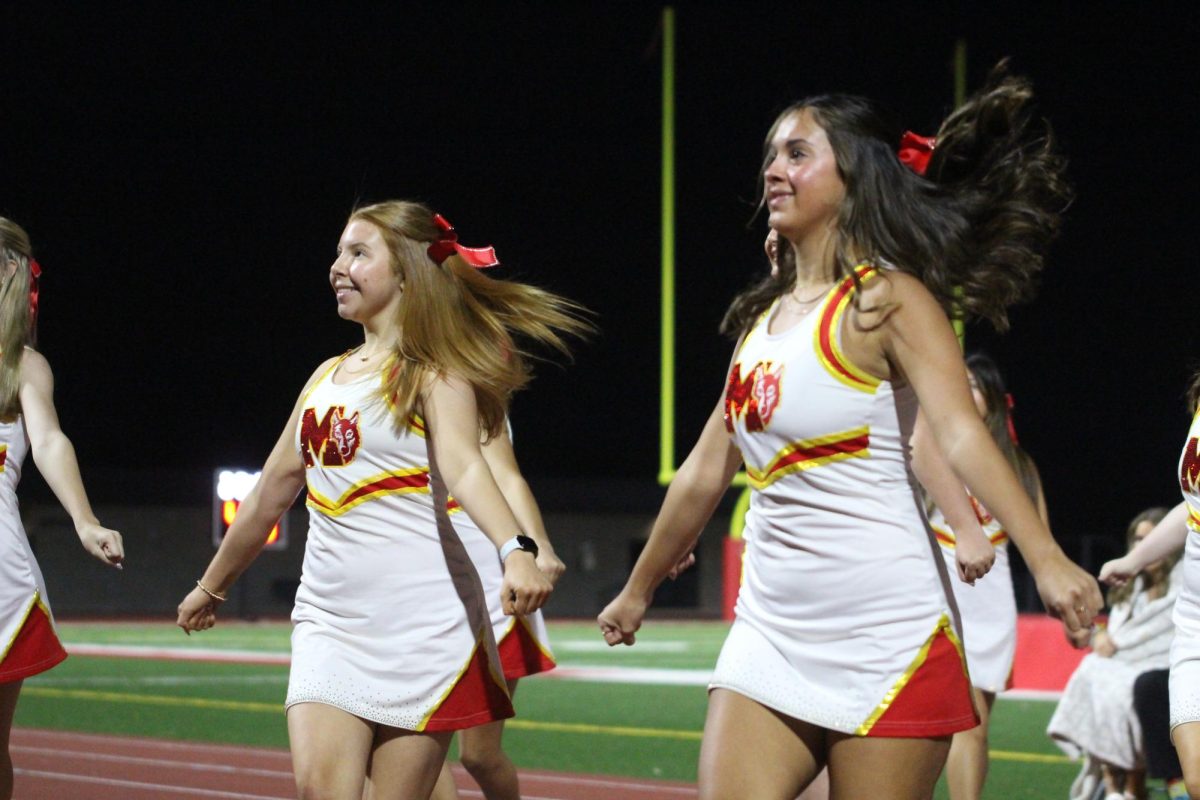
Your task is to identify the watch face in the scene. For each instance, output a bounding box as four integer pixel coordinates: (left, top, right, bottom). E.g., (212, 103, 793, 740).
(516, 535, 539, 557)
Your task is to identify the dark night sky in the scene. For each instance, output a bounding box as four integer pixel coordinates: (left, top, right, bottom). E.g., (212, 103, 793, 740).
(3, 4, 1195, 565)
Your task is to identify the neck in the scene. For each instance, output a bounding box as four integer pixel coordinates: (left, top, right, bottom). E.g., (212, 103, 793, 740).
(786, 233, 837, 290)
(360, 319, 398, 354)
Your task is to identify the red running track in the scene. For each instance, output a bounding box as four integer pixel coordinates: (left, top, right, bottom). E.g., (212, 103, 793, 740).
(11, 728, 698, 799)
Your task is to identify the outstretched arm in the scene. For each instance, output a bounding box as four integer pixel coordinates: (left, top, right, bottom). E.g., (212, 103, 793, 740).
(481, 425, 564, 586)
(175, 361, 323, 633)
(598, 398, 743, 645)
(18, 349, 123, 568)
(1101, 501, 1190, 586)
(423, 374, 551, 616)
(910, 411, 993, 584)
(878, 274, 1102, 631)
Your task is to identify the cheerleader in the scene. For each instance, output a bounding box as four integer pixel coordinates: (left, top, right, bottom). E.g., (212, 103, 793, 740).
(176, 201, 587, 800)
(1101, 372, 1200, 799)
(430, 424, 560, 800)
(0, 217, 124, 800)
(924, 353, 1047, 800)
(600, 64, 1101, 799)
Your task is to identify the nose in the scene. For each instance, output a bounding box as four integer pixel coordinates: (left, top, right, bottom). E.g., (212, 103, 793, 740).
(330, 253, 348, 279)
(763, 152, 785, 184)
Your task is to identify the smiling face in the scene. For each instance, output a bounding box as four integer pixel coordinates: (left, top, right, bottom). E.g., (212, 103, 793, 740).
(762, 109, 846, 245)
(329, 219, 402, 326)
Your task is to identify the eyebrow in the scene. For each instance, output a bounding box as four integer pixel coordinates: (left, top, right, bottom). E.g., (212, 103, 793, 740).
(784, 138, 811, 148)
(339, 240, 371, 250)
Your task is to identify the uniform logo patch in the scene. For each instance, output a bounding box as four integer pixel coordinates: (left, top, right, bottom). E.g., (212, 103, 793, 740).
(300, 406, 363, 467)
(1182, 436, 1200, 495)
(725, 361, 784, 432)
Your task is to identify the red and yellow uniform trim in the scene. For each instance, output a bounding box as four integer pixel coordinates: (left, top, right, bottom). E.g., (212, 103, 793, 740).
(932, 526, 1009, 549)
(0, 591, 67, 684)
(814, 265, 882, 394)
(1188, 505, 1200, 534)
(0, 443, 7, 473)
(306, 468, 461, 516)
(855, 613, 977, 737)
(497, 616, 557, 679)
(418, 625, 514, 731)
(746, 426, 870, 490)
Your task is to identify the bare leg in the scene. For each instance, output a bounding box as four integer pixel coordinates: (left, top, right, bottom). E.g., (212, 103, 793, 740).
(796, 767, 829, 799)
(698, 688, 824, 800)
(288, 702, 374, 799)
(429, 757, 460, 800)
(1172, 722, 1200, 800)
(945, 687, 994, 800)
(456, 679, 520, 800)
(0, 681, 21, 800)
(826, 731, 950, 800)
(363, 725, 451, 800)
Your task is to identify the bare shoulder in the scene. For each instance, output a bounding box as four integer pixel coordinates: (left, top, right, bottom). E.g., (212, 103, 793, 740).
(18, 347, 53, 388)
(424, 368, 470, 395)
(859, 269, 944, 329)
(283, 355, 339, 403)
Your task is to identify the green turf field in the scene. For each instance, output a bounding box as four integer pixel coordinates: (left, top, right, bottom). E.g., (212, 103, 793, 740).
(14, 620, 1094, 796)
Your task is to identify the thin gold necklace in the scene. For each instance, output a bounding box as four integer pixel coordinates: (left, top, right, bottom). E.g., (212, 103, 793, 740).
(789, 282, 833, 305)
(356, 345, 391, 362)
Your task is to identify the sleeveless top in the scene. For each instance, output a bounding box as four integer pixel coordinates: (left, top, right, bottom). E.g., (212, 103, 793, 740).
(714, 266, 975, 736)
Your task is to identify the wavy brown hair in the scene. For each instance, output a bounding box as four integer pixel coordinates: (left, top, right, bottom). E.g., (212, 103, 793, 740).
(722, 60, 1071, 338)
(0, 217, 38, 420)
(349, 201, 592, 439)
(966, 352, 1040, 502)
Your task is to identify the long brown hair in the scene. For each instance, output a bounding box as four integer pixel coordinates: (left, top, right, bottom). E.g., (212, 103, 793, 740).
(722, 61, 1071, 337)
(966, 352, 1039, 502)
(349, 201, 591, 438)
(0, 217, 38, 420)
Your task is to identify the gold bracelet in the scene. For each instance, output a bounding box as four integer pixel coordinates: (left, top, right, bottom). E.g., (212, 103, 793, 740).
(196, 580, 227, 602)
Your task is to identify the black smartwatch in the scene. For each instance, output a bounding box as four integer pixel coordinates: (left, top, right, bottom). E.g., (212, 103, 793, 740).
(499, 534, 539, 561)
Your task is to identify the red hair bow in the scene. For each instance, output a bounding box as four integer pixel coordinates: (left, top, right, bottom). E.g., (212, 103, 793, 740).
(897, 131, 936, 176)
(29, 258, 42, 323)
(426, 214, 499, 269)
(1004, 392, 1019, 445)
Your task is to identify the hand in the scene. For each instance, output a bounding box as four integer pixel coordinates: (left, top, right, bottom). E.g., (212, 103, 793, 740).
(598, 590, 648, 647)
(77, 522, 124, 569)
(501, 552, 552, 616)
(1091, 628, 1116, 658)
(535, 548, 566, 588)
(176, 586, 221, 636)
(1099, 555, 1138, 587)
(954, 535, 995, 585)
(1032, 551, 1104, 633)
(667, 550, 696, 580)
(764, 229, 780, 277)
(1063, 623, 1092, 650)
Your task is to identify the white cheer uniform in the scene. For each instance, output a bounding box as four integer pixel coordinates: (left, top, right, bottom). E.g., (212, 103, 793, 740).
(452, 512, 555, 680)
(929, 497, 1017, 693)
(1170, 407, 1200, 730)
(285, 356, 512, 731)
(0, 413, 68, 683)
(713, 267, 976, 737)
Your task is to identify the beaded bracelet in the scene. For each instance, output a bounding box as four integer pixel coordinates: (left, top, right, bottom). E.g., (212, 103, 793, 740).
(196, 580, 227, 603)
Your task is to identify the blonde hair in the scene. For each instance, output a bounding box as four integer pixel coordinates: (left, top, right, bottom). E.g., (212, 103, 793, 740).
(0, 217, 37, 420)
(1108, 506, 1177, 607)
(349, 201, 591, 438)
